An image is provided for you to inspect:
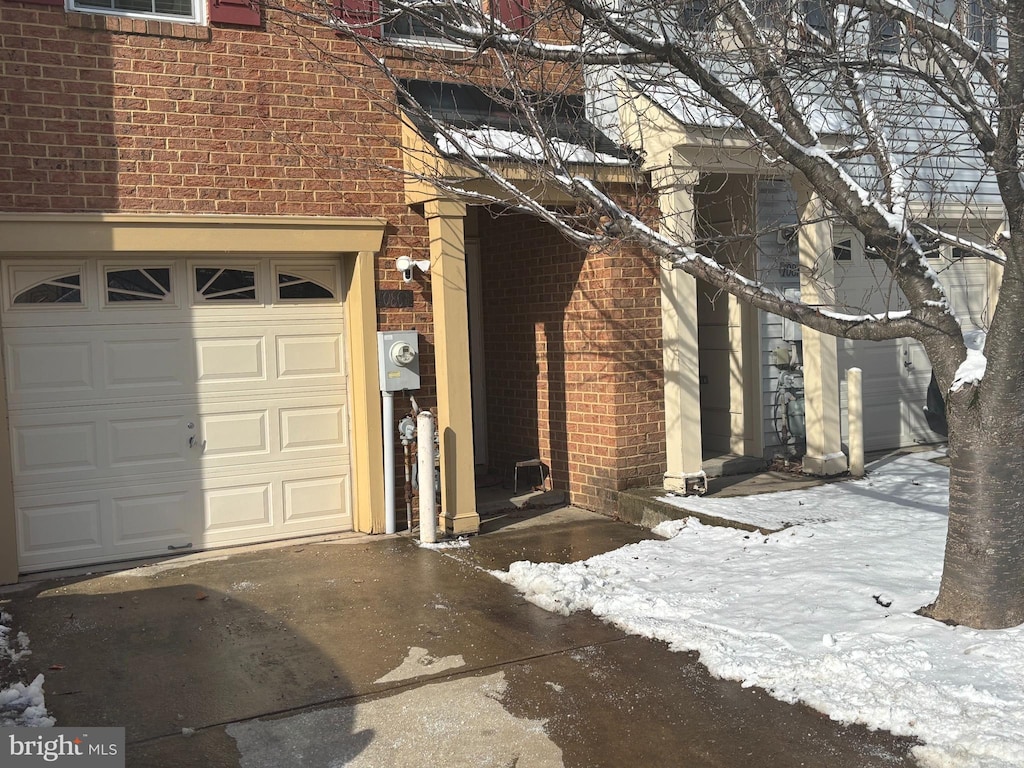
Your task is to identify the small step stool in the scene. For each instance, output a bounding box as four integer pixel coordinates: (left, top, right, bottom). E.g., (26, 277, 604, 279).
(513, 458, 551, 494)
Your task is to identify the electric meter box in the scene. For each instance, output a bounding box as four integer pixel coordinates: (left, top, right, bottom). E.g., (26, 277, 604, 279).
(377, 331, 420, 392)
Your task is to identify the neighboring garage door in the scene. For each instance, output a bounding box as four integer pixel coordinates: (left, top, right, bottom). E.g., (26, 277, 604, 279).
(2, 257, 352, 572)
(838, 338, 934, 452)
(833, 240, 989, 452)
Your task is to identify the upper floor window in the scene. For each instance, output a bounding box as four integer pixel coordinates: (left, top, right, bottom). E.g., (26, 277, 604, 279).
(966, 0, 998, 51)
(869, 13, 901, 55)
(72, 0, 199, 22)
(833, 238, 853, 262)
(339, 0, 531, 41)
(66, 0, 260, 27)
(751, 0, 780, 27)
(804, 0, 832, 35)
(678, 0, 713, 32)
(383, 0, 454, 40)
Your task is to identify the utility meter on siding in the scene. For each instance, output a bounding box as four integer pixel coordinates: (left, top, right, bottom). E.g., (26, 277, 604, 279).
(377, 331, 420, 392)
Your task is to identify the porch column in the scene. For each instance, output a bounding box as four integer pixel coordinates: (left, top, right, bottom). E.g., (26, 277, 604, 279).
(654, 167, 704, 491)
(794, 180, 848, 476)
(424, 198, 480, 535)
(987, 260, 1002, 325)
(347, 251, 387, 534)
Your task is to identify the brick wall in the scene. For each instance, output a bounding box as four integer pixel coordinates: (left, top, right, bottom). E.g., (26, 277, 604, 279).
(0, 1, 441, 518)
(4, 6, 389, 214)
(0, 1, 666, 518)
(479, 210, 666, 515)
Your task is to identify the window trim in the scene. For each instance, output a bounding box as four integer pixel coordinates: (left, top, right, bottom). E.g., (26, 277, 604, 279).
(68, 0, 206, 25)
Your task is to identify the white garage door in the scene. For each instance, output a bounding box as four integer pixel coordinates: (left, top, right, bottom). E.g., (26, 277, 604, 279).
(2, 257, 353, 572)
(838, 338, 934, 451)
(833, 240, 989, 452)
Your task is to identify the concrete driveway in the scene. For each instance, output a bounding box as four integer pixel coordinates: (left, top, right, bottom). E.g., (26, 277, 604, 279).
(1, 507, 920, 767)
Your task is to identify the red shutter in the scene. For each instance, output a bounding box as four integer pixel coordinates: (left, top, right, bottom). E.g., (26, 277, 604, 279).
(335, 0, 381, 38)
(3, 0, 64, 6)
(493, 0, 531, 30)
(209, 0, 261, 26)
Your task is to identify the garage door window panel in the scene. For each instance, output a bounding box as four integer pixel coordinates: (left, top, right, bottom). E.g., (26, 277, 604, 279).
(13, 274, 83, 305)
(195, 267, 257, 303)
(277, 271, 336, 301)
(106, 268, 173, 304)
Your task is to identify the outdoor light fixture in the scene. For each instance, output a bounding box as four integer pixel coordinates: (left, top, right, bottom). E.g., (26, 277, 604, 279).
(395, 255, 431, 283)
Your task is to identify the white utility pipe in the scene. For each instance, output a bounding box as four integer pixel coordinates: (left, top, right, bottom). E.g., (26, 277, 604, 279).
(418, 410, 437, 544)
(847, 367, 865, 478)
(383, 391, 396, 534)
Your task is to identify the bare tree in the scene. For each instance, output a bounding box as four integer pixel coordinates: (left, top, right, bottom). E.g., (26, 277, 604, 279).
(277, 0, 1023, 628)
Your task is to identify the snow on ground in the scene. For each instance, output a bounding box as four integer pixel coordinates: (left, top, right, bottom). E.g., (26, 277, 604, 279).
(495, 452, 1024, 768)
(656, 448, 950, 530)
(0, 610, 54, 727)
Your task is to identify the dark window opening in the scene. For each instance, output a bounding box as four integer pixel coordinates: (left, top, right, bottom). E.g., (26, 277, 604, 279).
(107, 268, 172, 302)
(14, 274, 82, 305)
(278, 273, 335, 300)
(833, 239, 853, 261)
(196, 267, 257, 301)
(870, 13, 900, 54)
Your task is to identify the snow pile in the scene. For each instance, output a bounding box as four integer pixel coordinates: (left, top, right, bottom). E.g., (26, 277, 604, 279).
(0, 610, 54, 727)
(0, 610, 32, 664)
(0, 675, 54, 728)
(494, 453, 1024, 768)
(951, 329, 987, 392)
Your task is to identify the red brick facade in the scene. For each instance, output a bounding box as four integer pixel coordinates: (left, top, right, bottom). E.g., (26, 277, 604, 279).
(479, 211, 666, 512)
(0, 0, 667, 518)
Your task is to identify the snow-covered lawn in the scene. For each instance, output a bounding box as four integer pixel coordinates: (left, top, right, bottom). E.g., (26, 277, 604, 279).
(495, 451, 1024, 768)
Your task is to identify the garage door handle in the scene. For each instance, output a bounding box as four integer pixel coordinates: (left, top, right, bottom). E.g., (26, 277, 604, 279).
(168, 542, 193, 551)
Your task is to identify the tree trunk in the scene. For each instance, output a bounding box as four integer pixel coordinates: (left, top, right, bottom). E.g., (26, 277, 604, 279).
(924, 409, 1024, 629)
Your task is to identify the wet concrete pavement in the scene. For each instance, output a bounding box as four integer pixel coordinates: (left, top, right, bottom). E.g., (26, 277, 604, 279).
(1, 507, 921, 767)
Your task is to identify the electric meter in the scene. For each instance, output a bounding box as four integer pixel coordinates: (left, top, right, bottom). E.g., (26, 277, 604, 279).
(377, 331, 420, 392)
(390, 341, 416, 367)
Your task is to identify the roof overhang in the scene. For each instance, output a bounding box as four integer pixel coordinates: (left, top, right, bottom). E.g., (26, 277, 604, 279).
(400, 80, 640, 207)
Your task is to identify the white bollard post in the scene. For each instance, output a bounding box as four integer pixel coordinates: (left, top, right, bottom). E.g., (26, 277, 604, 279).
(847, 367, 864, 478)
(417, 410, 437, 544)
